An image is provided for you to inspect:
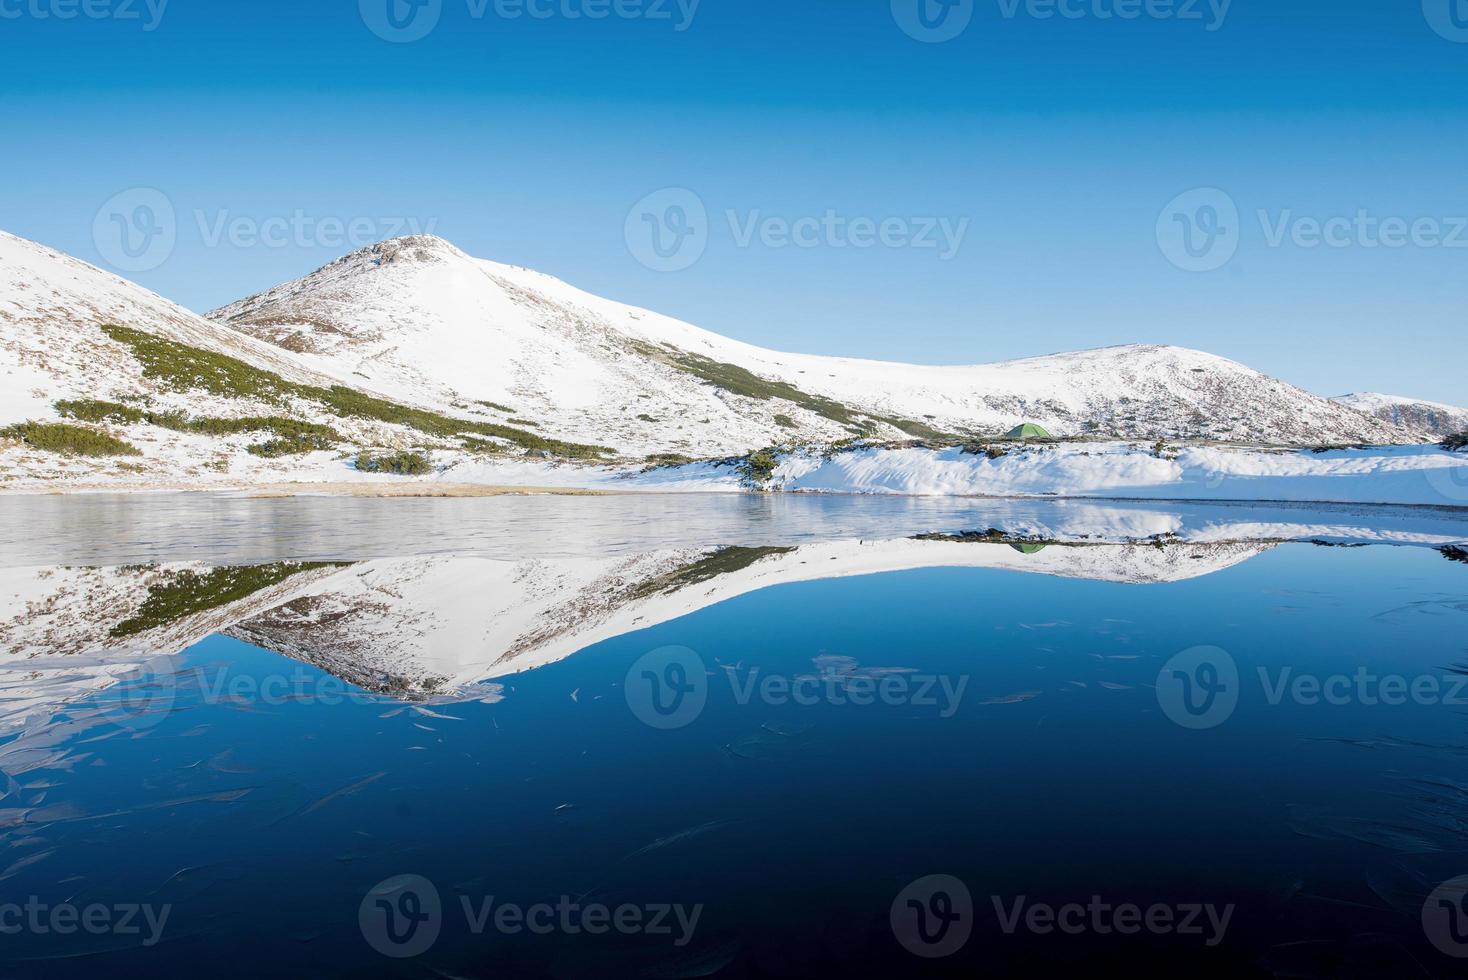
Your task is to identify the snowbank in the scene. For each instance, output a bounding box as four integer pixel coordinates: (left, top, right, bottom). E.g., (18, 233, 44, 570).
(751, 443, 1468, 508)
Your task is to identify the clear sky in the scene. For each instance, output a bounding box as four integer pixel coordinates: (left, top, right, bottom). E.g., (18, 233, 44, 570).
(3, 0, 1466, 403)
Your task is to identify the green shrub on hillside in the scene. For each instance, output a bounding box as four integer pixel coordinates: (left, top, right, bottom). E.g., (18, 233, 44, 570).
(56, 397, 342, 458)
(355, 450, 434, 476)
(2, 421, 142, 457)
(53, 399, 145, 424)
(739, 448, 781, 484)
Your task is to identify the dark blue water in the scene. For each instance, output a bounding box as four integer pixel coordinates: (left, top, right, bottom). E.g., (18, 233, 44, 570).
(3, 543, 1468, 977)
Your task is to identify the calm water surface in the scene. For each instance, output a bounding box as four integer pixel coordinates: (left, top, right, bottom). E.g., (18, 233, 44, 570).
(1, 497, 1467, 977)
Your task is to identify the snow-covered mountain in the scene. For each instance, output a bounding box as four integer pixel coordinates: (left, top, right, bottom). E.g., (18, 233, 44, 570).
(1334, 392, 1468, 440)
(0, 229, 1429, 492)
(209, 235, 1410, 452)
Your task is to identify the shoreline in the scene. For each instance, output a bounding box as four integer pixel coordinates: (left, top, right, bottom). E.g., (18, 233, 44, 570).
(0, 484, 1466, 513)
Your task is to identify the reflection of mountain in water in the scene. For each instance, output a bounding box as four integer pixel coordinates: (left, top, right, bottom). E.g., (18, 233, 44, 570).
(1, 539, 1275, 729)
(6, 532, 1468, 732)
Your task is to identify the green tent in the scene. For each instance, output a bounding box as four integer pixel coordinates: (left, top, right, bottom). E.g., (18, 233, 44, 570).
(1008, 543, 1048, 555)
(1004, 423, 1053, 440)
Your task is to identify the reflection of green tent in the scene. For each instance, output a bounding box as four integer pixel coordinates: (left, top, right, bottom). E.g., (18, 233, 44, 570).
(1008, 543, 1048, 555)
(1005, 423, 1052, 440)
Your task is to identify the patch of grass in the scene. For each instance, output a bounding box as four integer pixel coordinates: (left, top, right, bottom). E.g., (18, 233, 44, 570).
(101, 323, 296, 402)
(774, 414, 797, 429)
(110, 561, 343, 638)
(2, 421, 142, 457)
(53, 399, 145, 424)
(355, 450, 434, 476)
(630, 546, 794, 599)
(642, 452, 696, 468)
(474, 400, 516, 414)
(633, 341, 860, 427)
(100, 324, 611, 460)
(868, 415, 965, 442)
(247, 431, 337, 458)
(57, 398, 342, 457)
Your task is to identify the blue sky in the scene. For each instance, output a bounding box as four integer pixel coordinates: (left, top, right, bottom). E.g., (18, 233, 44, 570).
(3, 0, 1466, 402)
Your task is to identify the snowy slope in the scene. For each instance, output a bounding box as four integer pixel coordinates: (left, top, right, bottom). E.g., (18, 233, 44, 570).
(0, 230, 337, 419)
(209, 235, 1411, 453)
(1334, 392, 1468, 440)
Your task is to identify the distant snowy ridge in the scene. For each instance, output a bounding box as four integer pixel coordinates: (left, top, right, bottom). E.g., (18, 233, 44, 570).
(1334, 392, 1468, 440)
